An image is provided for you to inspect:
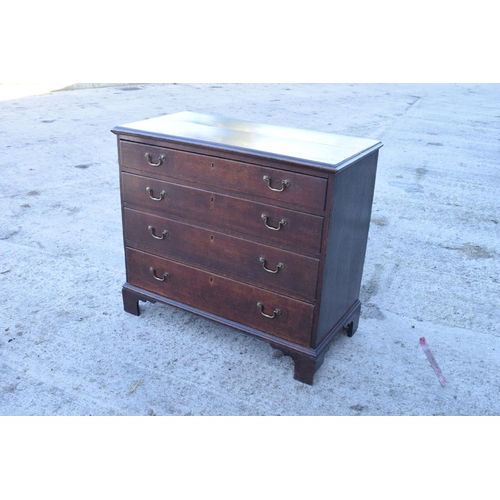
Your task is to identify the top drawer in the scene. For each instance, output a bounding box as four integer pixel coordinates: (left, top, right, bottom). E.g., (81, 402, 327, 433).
(119, 140, 327, 211)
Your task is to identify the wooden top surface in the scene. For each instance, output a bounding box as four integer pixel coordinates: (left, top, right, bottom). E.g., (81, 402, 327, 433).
(112, 111, 382, 170)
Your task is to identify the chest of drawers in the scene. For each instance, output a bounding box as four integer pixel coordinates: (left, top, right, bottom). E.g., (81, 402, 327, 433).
(112, 111, 382, 384)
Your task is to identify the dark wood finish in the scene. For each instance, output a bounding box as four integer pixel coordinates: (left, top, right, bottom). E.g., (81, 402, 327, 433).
(120, 140, 328, 211)
(316, 151, 379, 345)
(122, 286, 156, 316)
(113, 112, 382, 384)
(126, 248, 314, 346)
(114, 111, 381, 171)
(123, 208, 320, 302)
(121, 172, 324, 254)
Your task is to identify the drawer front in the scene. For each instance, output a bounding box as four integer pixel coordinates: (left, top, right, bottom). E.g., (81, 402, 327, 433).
(123, 208, 320, 302)
(121, 173, 324, 254)
(120, 140, 327, 211)
(126, 248, 314, 346)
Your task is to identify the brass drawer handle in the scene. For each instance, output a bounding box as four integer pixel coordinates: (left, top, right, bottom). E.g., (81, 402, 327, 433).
(259, 257, 284, 274)
(257, 301, 281, 319)
(263, 175, 290, 192)
(146, 187, 167, 201)
(261, 214, 287, 231)
(145, 152, 166, 167)
(150, 267, 169, 281)
(148, 226, 168, 240)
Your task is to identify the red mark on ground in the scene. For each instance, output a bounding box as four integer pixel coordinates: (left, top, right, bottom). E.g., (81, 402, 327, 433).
(419, 337, 446, 387)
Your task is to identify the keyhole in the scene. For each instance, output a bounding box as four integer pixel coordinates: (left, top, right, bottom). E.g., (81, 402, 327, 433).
(211, 163, 215, 169)
(211, 196, 214, 203)
(210, 235, 214, 241)
(209, 277, 213, 283)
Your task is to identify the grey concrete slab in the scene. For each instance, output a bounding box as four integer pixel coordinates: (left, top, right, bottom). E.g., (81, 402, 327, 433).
(1, 83, 499, 415)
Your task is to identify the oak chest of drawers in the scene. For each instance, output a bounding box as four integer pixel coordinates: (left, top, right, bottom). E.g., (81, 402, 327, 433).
(112, 111, 382, 384)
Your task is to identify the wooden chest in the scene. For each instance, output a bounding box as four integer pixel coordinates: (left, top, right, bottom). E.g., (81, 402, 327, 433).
(112, 112, 382, 384)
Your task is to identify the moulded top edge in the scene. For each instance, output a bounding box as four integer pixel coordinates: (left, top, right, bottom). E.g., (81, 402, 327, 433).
(112, 111, 382, 170)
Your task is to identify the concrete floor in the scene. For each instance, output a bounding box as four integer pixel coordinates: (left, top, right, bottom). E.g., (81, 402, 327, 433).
(1, 83, 499, 415)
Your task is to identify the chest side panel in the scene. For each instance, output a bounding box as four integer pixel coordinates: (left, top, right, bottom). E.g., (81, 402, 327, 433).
(316, 151, 379, 345)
